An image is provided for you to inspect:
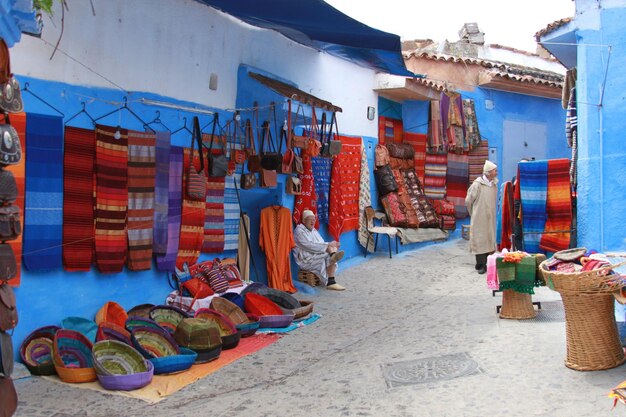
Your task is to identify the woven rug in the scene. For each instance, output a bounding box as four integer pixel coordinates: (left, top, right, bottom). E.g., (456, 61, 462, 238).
(155, 146, 183, 271)
(23, 113, 64, 271)
(293, 154, 318, 227)
(462, 99, 481, 150)
(539, 158, 572, 252)
(311, 156, 331, 224)
(396, 227, 448, 244)
(357, 146, 375, 252)
(3, 112, 25, 285)
(153, 131, 171, 257)
(43, 333, 280, 404)
(519, 160, 548, 254)
(378, 116, 403, 145)
(403, 132, 427, 184)
(468, 139, 489, 186)
(427, 100, 445, 153)
(203, 174, 225, 253)
(62, 126, 95, 272)
(423, 153, 447, 200)
(94, 125, 128, 274)
(126, 130, 156, 271)
(223, 174, 240, 251)
(329, 136, 361, 241)
(446, 152, 469, 218)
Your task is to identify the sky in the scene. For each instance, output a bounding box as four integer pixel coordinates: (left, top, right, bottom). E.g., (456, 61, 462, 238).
(324, 0, 575, 52)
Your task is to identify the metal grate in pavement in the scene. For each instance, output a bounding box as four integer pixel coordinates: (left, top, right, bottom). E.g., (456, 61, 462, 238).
(518, 300, 565, 323)
(381, 352, 483, 388)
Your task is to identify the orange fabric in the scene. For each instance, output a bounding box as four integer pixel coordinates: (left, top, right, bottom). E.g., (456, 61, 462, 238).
(259, 206, 296, 293)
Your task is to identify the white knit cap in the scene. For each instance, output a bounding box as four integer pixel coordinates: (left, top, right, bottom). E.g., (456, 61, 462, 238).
(483, 160, 497, 173)
(302, 210, 315, 220)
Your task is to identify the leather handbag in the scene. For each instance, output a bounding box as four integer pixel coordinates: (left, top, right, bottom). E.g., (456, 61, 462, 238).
(375, 144, 390, 167)
(0, 40, 22, 114)
(286, 176, 302, 195)
(0, 280, 17, 331)
(323, 112, 342, 157)
(281, 130, 294, 174)
(0, 244, 16, 282)
(260, 120, 282, 171)
(0, 170, 16, 205)
(241, 173, 256, 190)
(0, 205, 20, 242)
(291, 105, 309, 149)
(374, 165, 399, 196)
(260, 168, 277, 188)
(292, 154, 303, 174)
(0, 376, 17, 417)
(245, 119, 261, 173)
(186, 116, 209, 201)
(0, 331, 13, 377)
(206, 114, 228, 177)
(0, 119, 21, 166)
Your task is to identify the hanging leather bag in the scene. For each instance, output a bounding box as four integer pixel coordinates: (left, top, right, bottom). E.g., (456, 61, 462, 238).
(0, 244, 16, 282)
(0, 280, 17, 331)
(0, 205, 20, 242)
(291, 104, 309, 149)
(0, 170, 17, 205)
(0, 40, 23, 114)
(327, 112, 343, 156)
(0, 376, 17, 417)
(375, 144, 390, 167)
(206, 114, 228, 177)
(260, 120, 282, 171)
(304, 109, 322, 157)
(375, 165, 399, 196)
(245, 119, 261, 173)
(260, 168, 277, 188)
(0, 331, 13, 377)
(281, 129, 294, 174)
(0, 115, 21, 166)
(186, 116, 209, 201)
(286, 176, 302, 195)
(241, 173, 256, 190)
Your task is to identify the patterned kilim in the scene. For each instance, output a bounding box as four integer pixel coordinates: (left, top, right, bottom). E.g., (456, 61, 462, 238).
(402, 170, 439, 228)
(329, 136, 361, 241)
(223, 174, 240, 251)
(63, 126, 95, 271)
(126, 130, 156, 271)
(155, 146, 183, 271)
(427, 100, 445, 153)
(539, 159, 572, 252)
(175, 147, 206, 268)
(378, 116, 403, 145)
(519, 160, 548, 254)
(203, 174, 225, 253)
(311, 156, 331, 224)
(3, 112, 26, 285)
(94, 125, 128, 274)
(462, 99, 481, 150)
(446, 152, 469, 218)
(357, 146, 374, 252)
(403, 132, 427, 184)
(423, 153, 447, 200)
(23, 114, 64, 271)
(293, 154, 318, 227)
(153, 131, 171, 257)
(468, 139, 489, 186)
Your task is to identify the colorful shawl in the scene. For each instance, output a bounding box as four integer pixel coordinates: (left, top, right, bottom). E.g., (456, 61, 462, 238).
(94, 125, 128, 274)
(153, 131, 171, 257)
(357, 146, 375, 252)
(126, 130, 156, 271)
(63, 126, 95, 271)
(468, 139, 489, 186)
(203, 174, 225, 253)
(519, 160, 548, 254)
(3, 112, 25, 285)
(497, 256, 538, 294)
(539, 159, 572, 252)
(155, 146, 183, 271)
(223, 174, 240, 251)
(445, 152, 469, 218)
(378, 116, 403, 145)
(175, 147, 206, 268)
(427, 100, 444, 153)
(23, 114, 64, 271)
(498, 181, 513, 251)
(440, 92, 466, 152)
(329, 136, 362, 241)
(403, 132, 427, 184)
(311, 156, 331, 224)
(423, 153, 447, 200)
(293, 154, 318, 227)
(462, 99, 481, 150)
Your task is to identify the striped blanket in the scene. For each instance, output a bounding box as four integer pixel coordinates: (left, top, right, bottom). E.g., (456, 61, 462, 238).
(155, 146, 183, 271)
(153, 131, 171, 256)
(378, 116, 403, 145)
(94, 125, 128, 274)
(203, 174, 225, 253)
(423, 153, 447, 200)
(223, 174, 240, 251)
(63, 126, 95, 271)
(329, 136, 361, 241)
(403, 132, 427, 184)
(446, 152, 469, 218)
(468, 139, 489, 186)
(519, 160, 548, 254)
(23, 114, 64, 271)
(539, 159, 572, 252)
(127, 130, 156, 271)
(293, 154, 318, 228)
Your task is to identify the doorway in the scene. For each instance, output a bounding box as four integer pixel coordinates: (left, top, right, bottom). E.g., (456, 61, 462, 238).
(502, 120, 547, 182)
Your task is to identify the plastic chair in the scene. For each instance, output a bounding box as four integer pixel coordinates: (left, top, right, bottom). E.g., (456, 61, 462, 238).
(363, 206, 398, 258)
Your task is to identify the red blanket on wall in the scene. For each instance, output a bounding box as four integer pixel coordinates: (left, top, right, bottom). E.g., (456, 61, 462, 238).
(329, 136, 362, 241)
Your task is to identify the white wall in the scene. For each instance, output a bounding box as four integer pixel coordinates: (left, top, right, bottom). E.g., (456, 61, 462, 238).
(11, 0, 380, 136)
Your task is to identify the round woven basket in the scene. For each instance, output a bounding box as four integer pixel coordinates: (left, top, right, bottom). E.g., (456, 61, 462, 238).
(235, 314, 260, 338)
(127, 303, 155, 319)
(131, 327, 180, 359)
(149, 305, 189, 334)
(539, 259, 626, 295)
(194, 309, 240, 350)
(92, 340, 149, 376)
(95, 301, 128, 328)
(20, 325, 60, 376)
(499, 290, 536, 320)
(210, 297, 249, 326)
(53, 329, 97, 383)
(96, 321, 132, 345)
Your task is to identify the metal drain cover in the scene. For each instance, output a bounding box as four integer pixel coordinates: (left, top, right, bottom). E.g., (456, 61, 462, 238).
(518, 301, 565, 323)
(381, 352, 482, 388)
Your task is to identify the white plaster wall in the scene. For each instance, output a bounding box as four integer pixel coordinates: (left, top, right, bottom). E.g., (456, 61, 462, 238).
(10, 0, 379, 137)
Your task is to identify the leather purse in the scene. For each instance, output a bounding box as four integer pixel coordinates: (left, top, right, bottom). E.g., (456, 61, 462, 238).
(0, 205, 20, 242)
(0, 332, 13, 377)
(291, 104, 309, 149)
(0, 118, 21, 166)
(0, 40, 22, 114)
(241, 173, 256, 189)
(374, 165, 399, 196)
(375, 144, 390, 167)
(260, 168, 277, 188)
(206, 114, 228, 177)
(0, 279, 17, 331)
(260, 121, 282, 171)
(0, 169, 17, 205)
(186, 116, 209, 201)
(322, 112, 342, 157)
(0, 376, 17, 417)
(293, 154, 303, 174)
(245, 119, 261, 173)
(286, 176, 302, 195)
(0, 244, 16, 282)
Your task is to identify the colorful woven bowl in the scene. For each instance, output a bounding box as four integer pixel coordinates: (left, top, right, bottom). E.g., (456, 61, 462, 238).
(96, 321, 132, 345)
(220, 293, 245, 310)
(95, 301, 128, 328)
(125, 316, 164, 333)
(127, 303, 155, 319)
(92, 340, 149, 376)
(281, 300, 314, 320)
(210, 297, 249, 325)
(244, 293, 283, 316)
(53, 329, 96, 383)
(194, 309, 241, 350)
(19, 325, 60, 376)
(173, 318, 223, 364)
(239, 282, 267, 297)
(62, 316, 98, 343)
(149, 347, 197, 375)
(149, 305, 189, 334)
(131, 326, 180, 359)
(249, 286, 301, 310)
(258, 313, 295, 329)
(235, 314, 260, 338)
(97, 360, 154, 391)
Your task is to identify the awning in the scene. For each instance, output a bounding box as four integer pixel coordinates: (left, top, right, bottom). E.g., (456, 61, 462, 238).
(196, 0, 419, 77)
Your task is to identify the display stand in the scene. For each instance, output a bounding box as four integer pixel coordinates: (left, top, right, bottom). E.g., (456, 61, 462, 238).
(497, 289, 537, 319)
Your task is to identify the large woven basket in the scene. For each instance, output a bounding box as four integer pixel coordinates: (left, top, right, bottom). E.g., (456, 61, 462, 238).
(95, 301, 128, 328)
(62, 316, 98, 343)
(149, 305, 189, 334)
(210, 297, 249, 326)
(53, 329, 97, 383)
(149, 347, 197, 375)
(131, 327, 180, 359)
(92, 340, 149, 376)
(194, 309, 240, 350)
(499, 290, 536, 320)
(125, 317, 164, 333)
(235, 314, 260, 338)
(173, 318, 223, 363)
(539, 258, 626, 295)
(127, 303, 155, 319)
(20, 325, 60, 376)
(96, 321, 132, 345)
(244, 293, 283, 316)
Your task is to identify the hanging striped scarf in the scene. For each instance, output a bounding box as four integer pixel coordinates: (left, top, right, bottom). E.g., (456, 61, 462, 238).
(94, 125, 128, 274)
(498, 181, 514, 251)
(378, 116, 403, 145)
(329, 136, 362, 241)
(423, 153, 447, 200)
(23, 113, 64, 271)
(403, 132, 427, 184)
(462, 99, 481, 150)
(223, 174, 240, 251)
(468, 139, 489, 186)
(155, 146, 183, 271)
(126, 130, 156, 271)
(311, 156, 331, 224)
(63, 126, 95, 271)
(445, 152, 469, 218)
(539, 159, 572, 252)
(519, 160, 548, 254)
(3, 112, 25, 285)
(293, 154, 318, 227)
(153, 131, 171, 256)
(203, 174, 225, 253)
(357, 146, 375, 252)
(427, 100, 444, 152)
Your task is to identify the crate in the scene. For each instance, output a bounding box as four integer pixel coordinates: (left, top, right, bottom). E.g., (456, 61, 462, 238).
(462, 225, 470, 240)
(298, 270, 321, 287)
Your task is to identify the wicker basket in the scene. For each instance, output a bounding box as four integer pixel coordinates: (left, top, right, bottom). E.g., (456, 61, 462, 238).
(298, 270, 321, 287)
(539, 259, 626, 295)
(499, 290, 536, 320)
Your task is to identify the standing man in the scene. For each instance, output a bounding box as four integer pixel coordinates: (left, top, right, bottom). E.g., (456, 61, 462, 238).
(465, 160, 498, 274)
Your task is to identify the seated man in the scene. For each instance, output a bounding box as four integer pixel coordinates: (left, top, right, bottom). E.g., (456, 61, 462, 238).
(293, 210, 345, 291)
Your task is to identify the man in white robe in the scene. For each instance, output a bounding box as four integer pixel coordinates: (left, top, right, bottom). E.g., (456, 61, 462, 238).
(293, 210, 346, 291)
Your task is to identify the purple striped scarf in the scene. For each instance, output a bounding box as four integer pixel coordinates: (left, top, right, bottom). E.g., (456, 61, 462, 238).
(153, 131, 171, 256)
(155, 146, 183, 271)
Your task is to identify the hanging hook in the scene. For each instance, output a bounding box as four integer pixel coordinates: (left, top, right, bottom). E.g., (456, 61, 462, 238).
(20, 82, 65, 117)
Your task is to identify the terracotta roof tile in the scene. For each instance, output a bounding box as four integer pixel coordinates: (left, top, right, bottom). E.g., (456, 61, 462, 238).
(535, 17, 573, 40)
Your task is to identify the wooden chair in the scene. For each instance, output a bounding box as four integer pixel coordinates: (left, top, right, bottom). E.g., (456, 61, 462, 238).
(363, 206, 398, 258)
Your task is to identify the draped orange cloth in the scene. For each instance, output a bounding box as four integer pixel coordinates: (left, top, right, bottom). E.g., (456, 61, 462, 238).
(259, 206, 296, 293)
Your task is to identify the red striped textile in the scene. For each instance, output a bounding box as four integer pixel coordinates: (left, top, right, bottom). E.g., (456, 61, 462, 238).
(203, 174, 225, 253)
(126, 130, 156, 271)
(468, 139, 489, 185)
(499, 181, 514, 251)
(540, 159, 572, 252)
(378, 116, 403, 145)
(329, 136, 361, 241)
(3, 112, 25, 286)
(175, 147, 206, 268)
(292, 154, 318, 228)
(403, 132, 427, 184)
(63, 126, 95, 271)
(95, 125, 128, 274)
